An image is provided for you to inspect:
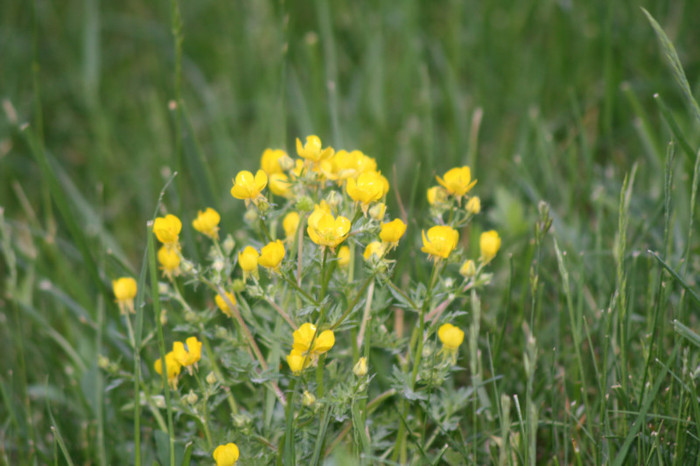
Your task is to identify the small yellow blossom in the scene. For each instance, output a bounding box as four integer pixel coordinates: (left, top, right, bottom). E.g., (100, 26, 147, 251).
(368, 202, 386, 221)
(192, 207, 220, 239)
(283, 212, 300, 241)
(173, 336, 202, 367)
(112, 277, 137, 315)
(296, 135, 334, 164)
(436, 166, 477, 198)
(380, 218, 407, 245)
(337, 245, 351, 267)
(269, 173, 291, 197)
(353, 357, 368, 377)
(438, 323, 465, 363)
(323, 150, 377, 181)
(215, 291, 236, 317)
(258, 240, 285, 270)
(213, 442, 240, 466)
(154, 351, 181, 388)
(291, 159, 305, 178)
(307, 203, 351, 249)
(286, 350, 305, 374)
(230, 170, 268, 204)
(287, 323, 335, 373)
(480, 230, 501, 263)
(427, 186, 448, 205)
(459, 259, 476, 278)
(153, 214, 182, 249)
(260, 148, 287, 175)
(421, 225, 459, 260)
(363, 241, 386, 261)
(158, 246, 181, 278)
(238, 246, 259, 279)
(346, 171, 389, 211)
(466, 196, 481, 214)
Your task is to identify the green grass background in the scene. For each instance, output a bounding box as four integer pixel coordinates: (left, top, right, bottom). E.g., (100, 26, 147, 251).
(1, 0, 700, 463)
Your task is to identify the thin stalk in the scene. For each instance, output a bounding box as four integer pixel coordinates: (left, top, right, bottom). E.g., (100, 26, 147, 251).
(356, 280, 375, 349)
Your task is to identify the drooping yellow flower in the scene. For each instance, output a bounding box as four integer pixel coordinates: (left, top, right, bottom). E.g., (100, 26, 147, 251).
(230, 170, 268, 204)
(287, 323, 335, 373)
(260, 148, 287, 175)
(213, 442, 240, 466)
(346, 171, 389, 211)
(158, 246, 181, 278)
(307, 203, 351, 249)
(296, 135, 334, 164)
(337, 245, 351, 267)
(154, 351, 182, 388)
(438, 323, 464, 363)
(269, 173, 291, 197)
(192, 207, 220, 239)
(258, 240, 285, 270)
(353, 357, 368, 377)
(238, 246, 259, 279)
(112, 277, 137, 315)
(215, 291, 236, 317)
(153, 214, 182, 249)
(173, 336, 202, 367)
(436, 166, 477, 198)
(427, 186, 448, 205)
(421, 225, 459, 260)
(380, 218, 407, 245)
(283, 212, 300, 241)
(363, 241, 386, 261)
(466, 196, 481, 214)
(480, 230, 501, 263)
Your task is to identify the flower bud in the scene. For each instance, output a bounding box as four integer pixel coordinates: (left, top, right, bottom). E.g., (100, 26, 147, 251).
(212, 258, 225, 272)
(302, 390, 316, 407)
(160, 309, 168, 325)
(244, 208, 259, 224)
(97, 355, 110, 369)
(353, 357, 368, 377)
(466, 196, 481, 214)
(232, 278, 246, 293)
(206, 371, 217, 384)
(153, 395, 166, 408)
(185, 390, 198, 405)
(296, 195, 314, 213)
(459, 259, 476, 278)
(326, 190, 342, 209)
(368, 202, 386, 221)
(222, 235, 236, 254)
(279, 154, 296, 171)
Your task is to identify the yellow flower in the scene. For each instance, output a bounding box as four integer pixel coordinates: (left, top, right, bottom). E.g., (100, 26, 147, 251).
(346, 171, 389, 210)
(337, 245, 351, 267)
(269, 173, 291, 197)
(258, 240, 285, 270)
(363, 241, 386, 261)
(230, 170, 268, 204)
(436, 166, 477, 198)
(480, 230, 501, 263)
(158, 246, 180, 278)
(173, 336, 202, 367)
(192, 207, 220, 239)
(154, 351, 181, 388)
(466, 196, 481, 214)
(307, 204, 351, 249)
(421, 225, 459, 260)
(353, 357, 368, 377)
(459, 259, 476, 278)
(260, 148, 287, 175)
(427, 186, 447, 205)
(112, 277, 137, 315)
(291, 159, 305, 179)
(283, 212, 300, 241)
(438, 323, 464, 363)
(213, 442, 240, 466)
(296, 135, 334, 163)
(287, 323, 335, 373)
(286, 350, 305, 374)
(215, 291, 236, 317)
(380, 218, 407, 245)
(238, 246, 259, 279)
(324, 150, 377, 181)
(153, 214, 182, 249)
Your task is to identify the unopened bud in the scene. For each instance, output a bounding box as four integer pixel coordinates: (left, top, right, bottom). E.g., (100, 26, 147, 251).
(353, 357, 368, 377)
(185, 390, 198, 405)
(459, 259, 476, 278)
(326, 190, 342, 209)
(233, 413, 251, 428)
(279, 154, 295, 171)
(244, 208, 258, 224)
(206, 371, 217, 384)
(231, 278, 246, 293)
(222, 235, 236, 254)
(296, 195, 314, 213)
(302, 390, 316, 406)
(369, 202, 386, 221)
(97, 355, 110, 369)
(212, 258, 225, 272)
(160, 309, 168, 325)
(466, 196, 481, 214)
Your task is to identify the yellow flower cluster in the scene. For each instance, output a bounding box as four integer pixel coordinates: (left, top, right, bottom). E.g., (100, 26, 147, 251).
(286, 323, 335, 374)
(154, 336, 202, 387)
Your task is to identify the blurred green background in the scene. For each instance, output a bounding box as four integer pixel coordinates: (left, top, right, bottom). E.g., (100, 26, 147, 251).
(2, 0, 700, 463)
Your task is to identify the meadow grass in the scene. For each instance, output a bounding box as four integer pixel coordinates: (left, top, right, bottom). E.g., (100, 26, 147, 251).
(1, 0, 700, 464)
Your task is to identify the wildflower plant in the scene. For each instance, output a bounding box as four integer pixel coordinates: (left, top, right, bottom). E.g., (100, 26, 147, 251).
(105, 136, 501, 464)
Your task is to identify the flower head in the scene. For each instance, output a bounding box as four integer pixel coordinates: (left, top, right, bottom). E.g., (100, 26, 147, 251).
(269, 173, 291, 197)
(421, 225, 459, 260)
(427, 186, 448, 205)
(113, 277, 137, 315)
(158, 246, 181, 278)
(363, 241, 386, 261)
(283, 212, 300, 241)
(480, 230, 501, 263)
(287, 323, 335, 373)
(307, 203, 351, 249)
(213, 442, 240, 466)
(192, 208, 220, 239)
(296, 135, 334, 163)
(154, 351, 181, 388)
(258, 240, 285, 271)
(466, 196, 481, 214)
(438, 323, 464, 363)
(230, 170, 268, 205)
(215, 291, 236, 317)
(238, 246, 259, 279)
(346, 171, 389, 211)
(436, 166, 477, 198)
(153, 214, 182, 249)
(380, 218, 407, 246)
(337, 245, 351, 267)
(173, 336, 202, 367)
(260, 148, 287, 175)
(368, 202, 386, 221)
(353, 357, 368, 377)
(459, 259, 476, 278)
(322, 150, 377, 181)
